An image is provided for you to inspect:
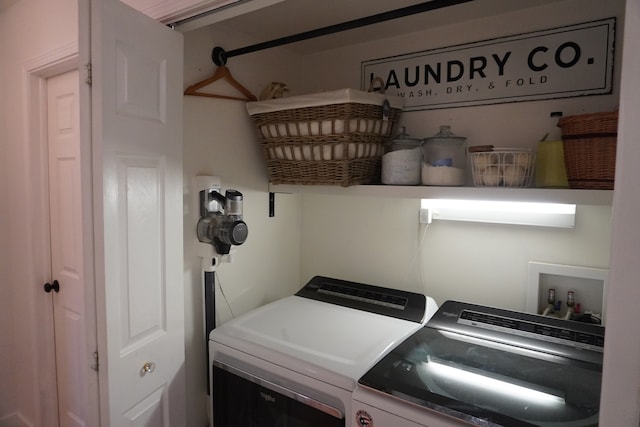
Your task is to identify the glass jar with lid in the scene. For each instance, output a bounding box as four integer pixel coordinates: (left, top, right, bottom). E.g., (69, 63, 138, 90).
(421, 125, 467, 186)
(381, 127, 422, 185)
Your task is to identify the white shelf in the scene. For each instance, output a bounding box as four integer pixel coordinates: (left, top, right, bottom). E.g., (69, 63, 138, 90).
(269, 184, 613, 206)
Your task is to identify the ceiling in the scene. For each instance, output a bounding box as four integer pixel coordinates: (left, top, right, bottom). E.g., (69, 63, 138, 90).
(201, 0, 566, 55)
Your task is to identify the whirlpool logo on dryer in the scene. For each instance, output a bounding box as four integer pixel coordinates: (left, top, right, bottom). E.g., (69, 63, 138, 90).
(260, 391, 276, 403)
(361, 18, 615, 111)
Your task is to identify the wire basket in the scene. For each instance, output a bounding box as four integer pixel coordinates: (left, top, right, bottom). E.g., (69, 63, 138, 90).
(247, 89, 402, 186)
(558, 111, 618, 189)
(470, 149, 536, 187)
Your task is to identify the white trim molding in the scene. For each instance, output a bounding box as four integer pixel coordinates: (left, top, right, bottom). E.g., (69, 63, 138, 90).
(0, 412, 34, 427)
(22, 41, 80, 427)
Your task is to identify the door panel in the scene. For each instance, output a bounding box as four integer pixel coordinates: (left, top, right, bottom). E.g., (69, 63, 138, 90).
(118, 158, 166, 351)
(47, 69, 89, 427)
(122, 387, 166, 426)
(115, 43, 168, 122)
(91, 0, 185, 425)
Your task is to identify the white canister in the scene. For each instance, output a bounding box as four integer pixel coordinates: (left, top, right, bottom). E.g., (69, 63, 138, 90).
(381, 127, 422, 185)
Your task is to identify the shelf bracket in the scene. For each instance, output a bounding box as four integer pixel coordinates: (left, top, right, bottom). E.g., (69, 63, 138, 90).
(269, 192, 275, 217)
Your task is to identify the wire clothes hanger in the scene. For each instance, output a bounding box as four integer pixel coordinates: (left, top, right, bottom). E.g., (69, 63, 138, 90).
(184, 47, 257, 101)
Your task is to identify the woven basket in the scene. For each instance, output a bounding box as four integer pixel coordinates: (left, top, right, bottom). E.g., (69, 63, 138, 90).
(558, 111, 618, 189)
(470, 149, 535, 187)
(247, 89, 402, 186)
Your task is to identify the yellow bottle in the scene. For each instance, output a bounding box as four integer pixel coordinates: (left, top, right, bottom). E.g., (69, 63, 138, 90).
(535, 112, 569, 188)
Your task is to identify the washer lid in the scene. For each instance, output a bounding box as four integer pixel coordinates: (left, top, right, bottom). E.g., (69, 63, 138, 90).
(211, 294, 434, 391)
(358, 301, 604, 426)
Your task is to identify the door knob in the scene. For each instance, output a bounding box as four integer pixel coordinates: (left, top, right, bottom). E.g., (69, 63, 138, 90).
(43, 280, 60, 293)
(141, 361, 156, 376)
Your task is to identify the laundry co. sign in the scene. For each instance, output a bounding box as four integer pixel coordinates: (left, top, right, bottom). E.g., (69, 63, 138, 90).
(361, 18, 615, 111)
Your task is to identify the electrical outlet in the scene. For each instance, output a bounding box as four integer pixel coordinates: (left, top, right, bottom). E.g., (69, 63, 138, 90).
(419, 208, 432, 224)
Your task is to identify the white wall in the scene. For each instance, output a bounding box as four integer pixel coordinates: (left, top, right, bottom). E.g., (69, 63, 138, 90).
(288, 0, 621, 311)
(291, 0, 621, 150)
(176, 1, 623, 425)
(0, 0, 631, 426)
(0, 6, 15, 424)
(182, 24, 304, 427)
(600, 0, 640, 422)
(178, 0, 622, 424)
(0, 0, 77, 425)
(301, 195, 611, 310)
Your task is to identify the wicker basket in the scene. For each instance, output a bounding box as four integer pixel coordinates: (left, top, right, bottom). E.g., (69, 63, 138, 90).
(558, 111, 618, 189)
(470, 149, 536, 187)
(247, 89, 403, 186)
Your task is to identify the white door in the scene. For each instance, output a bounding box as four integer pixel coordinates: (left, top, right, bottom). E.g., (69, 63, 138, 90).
(90, 0, 185, 425)
(47, 69, 92, 427)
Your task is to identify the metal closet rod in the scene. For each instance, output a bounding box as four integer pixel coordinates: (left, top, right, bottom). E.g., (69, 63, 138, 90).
(212, 0, 474, 65)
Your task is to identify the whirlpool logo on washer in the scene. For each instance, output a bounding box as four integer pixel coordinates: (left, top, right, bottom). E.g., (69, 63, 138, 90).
(259, 391, 276, 403)
(355, 409, 374, 427)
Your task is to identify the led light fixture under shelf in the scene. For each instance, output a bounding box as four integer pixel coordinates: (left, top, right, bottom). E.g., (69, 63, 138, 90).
(420, 199, 576, 228)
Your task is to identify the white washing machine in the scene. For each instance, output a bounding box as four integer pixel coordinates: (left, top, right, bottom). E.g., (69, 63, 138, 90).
(208, 275, 438, 427)
(353, 300, 604, 427)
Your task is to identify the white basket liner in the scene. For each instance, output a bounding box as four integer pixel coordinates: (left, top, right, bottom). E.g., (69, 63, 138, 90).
(246, 88, 404, 116)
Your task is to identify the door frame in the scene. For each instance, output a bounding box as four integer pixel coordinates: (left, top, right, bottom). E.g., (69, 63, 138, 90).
(23, 40, 100, 427)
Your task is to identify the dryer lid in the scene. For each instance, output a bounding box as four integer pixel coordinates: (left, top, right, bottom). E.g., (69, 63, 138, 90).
(210, 276, 439, 390)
